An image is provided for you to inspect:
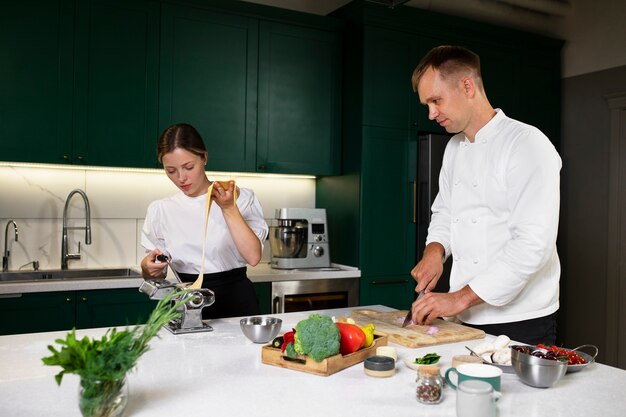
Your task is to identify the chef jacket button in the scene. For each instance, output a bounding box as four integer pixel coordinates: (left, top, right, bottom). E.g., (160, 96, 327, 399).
(472, 218, 477, 223)
(453, 218, 459, 223)
(473, 259, 479, 264)
(454, 180, 460, 186)
(472, 182, 478, 187)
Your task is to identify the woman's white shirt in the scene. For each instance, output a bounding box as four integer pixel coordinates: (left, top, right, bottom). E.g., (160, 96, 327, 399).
(141, 187, 268, 274)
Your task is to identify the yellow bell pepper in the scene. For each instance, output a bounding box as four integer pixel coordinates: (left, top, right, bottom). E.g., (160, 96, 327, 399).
(361, 323, 376, 348)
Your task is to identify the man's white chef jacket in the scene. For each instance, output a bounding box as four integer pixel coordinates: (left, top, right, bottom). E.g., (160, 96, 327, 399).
(426, 109, 562, 325)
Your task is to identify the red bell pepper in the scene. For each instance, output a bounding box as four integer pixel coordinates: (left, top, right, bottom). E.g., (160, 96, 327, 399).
(336, 322, 366, 355)
(281, 329, 295, 353)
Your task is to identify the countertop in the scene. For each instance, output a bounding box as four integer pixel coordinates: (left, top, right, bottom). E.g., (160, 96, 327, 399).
(1, 305, 624, 417)
(0, 262, 360, 295)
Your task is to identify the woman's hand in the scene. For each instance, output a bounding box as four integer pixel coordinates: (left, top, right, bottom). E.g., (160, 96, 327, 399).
(212, 181, 238, 211)
(141, 249, 168, 279)
(211, 182, 263, 266)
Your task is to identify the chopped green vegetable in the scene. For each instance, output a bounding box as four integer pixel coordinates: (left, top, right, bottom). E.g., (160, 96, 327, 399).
(414, 352, 441, 365)
(293, 314, 340, 362)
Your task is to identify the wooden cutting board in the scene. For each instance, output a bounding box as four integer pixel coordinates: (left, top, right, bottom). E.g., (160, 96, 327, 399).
(350, 309, 485, 348)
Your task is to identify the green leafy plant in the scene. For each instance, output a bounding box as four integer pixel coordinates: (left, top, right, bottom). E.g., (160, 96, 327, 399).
(42, 289, 189, 416)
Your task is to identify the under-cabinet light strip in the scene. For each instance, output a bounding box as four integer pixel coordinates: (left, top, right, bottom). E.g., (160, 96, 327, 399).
(0, 161, 316, 179)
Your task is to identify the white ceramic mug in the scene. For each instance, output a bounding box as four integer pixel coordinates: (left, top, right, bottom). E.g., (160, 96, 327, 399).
(446, 363, 503, 394)
(456, 380, 498, 417)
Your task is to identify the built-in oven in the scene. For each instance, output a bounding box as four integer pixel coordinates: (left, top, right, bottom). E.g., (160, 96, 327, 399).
(271, 277, 359, 314)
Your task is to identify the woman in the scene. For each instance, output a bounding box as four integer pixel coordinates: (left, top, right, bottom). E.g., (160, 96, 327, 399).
(141, 123, 268, 319)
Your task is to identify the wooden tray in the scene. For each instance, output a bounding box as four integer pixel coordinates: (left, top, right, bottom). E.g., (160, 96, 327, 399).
(261, 334, 388, 376)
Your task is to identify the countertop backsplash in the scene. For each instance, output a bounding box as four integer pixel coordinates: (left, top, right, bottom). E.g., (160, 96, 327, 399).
(0, 165, 315, 272)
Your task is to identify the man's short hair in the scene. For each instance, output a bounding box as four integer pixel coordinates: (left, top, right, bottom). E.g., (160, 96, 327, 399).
(411, 45, 483, 92)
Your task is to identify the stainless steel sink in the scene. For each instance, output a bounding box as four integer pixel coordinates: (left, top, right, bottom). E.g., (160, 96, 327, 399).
(0, 268, 142, 282)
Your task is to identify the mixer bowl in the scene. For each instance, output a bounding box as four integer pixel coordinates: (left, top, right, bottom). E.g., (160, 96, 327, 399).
(269, 225, 307, 258)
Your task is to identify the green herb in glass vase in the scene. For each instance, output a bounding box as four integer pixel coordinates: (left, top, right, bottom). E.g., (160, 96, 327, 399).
(42, 289, 189, 417)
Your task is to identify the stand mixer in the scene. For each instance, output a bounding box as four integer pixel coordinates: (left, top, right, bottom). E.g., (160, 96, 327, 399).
(139, 279, 215, 334)
(269, 208, 331, 269)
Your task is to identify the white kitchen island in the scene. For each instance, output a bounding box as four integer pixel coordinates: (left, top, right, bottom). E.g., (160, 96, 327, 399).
(1, 305, 624, 417)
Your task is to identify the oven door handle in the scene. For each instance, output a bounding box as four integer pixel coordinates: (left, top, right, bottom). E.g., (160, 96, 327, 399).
(273, 296, 282, 314)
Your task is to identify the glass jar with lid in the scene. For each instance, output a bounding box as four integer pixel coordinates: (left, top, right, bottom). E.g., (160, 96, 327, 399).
(415, 365, 443, 404)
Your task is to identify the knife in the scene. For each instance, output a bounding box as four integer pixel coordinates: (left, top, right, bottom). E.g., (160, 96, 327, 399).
(402, 290, 425, 328)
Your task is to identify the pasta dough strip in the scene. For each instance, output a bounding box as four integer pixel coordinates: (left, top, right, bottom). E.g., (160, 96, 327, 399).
(189, 181, 237, 290)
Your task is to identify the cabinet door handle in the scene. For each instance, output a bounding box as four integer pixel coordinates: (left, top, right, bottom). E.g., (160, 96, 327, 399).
(413, 180, 417, 224)
(63, 155, 69, 161)
(65, 297, 72, 303)
(76, 155, 84, 161)
(258, 165, 266, 170)
(371, 279, 409, 285)
(272, 296, 281, 314)
(81, 297, 87, 302)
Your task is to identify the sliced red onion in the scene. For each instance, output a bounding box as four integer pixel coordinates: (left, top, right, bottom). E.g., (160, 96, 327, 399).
(426, 326, 439, 335)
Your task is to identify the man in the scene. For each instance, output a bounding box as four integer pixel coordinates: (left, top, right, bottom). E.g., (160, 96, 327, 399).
(409, 45, 561, 345)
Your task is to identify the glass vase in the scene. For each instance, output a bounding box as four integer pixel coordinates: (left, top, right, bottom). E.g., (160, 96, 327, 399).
(78, 376, 128, 417)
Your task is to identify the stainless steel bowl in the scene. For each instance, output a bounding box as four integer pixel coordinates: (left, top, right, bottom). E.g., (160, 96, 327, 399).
(240, 317, 282, 344)
(511, 346, 568, 388)
(269, 225, 307, 258)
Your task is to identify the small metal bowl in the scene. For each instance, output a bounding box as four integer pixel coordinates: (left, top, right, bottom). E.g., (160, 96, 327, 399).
(566, 345, 598, 373)
(240, 316, 282, 344)
(510, 345, 567, 388)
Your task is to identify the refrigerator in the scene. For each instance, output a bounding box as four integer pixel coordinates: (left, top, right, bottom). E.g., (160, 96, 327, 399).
(416, 132, 453, 293)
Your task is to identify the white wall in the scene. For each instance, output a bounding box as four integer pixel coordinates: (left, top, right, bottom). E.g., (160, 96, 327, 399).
(557, 0, 626, 78)
(0, 165, 316, 271)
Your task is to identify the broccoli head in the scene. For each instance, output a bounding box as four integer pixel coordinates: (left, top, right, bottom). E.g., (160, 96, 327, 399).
(293, 314, 340, 362)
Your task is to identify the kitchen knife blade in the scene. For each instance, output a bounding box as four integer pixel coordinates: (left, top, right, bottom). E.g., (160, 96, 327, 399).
(402, 290, 425, 328)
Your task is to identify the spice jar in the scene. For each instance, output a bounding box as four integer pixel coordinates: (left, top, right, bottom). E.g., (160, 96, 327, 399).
(415, 365, 443, 404)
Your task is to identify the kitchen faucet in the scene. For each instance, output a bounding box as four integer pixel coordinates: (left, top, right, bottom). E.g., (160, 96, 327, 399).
(61, 189, 92, 270)
(2, 220, 18, 272)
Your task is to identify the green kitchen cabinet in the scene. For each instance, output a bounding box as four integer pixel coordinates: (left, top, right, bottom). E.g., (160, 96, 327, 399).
(360, 126, 417, 276)
(159, 6, 341, 175)
(73, 0, 160, 167)
(362, 27, 443, 133)
(1, 0, 160, 167)
(0, 0, 74, 164)
(253, 282, 272, 315)
(75, 288, 157, 329)
(158, 3, 258, 172)
(0, 288, 157, 336)
(360, 275, 415, 311)
(257, 21, 341, 175)
(0, 291, 75, 335)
